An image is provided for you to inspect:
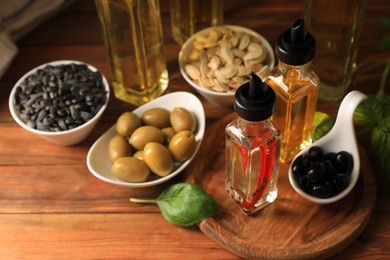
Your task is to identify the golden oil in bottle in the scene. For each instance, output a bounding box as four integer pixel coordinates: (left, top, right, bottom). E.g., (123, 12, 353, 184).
(266, 19, 319, 163)
(169, 0, 224, 45)
(95, 0, 168, 106)
(267, 64, 319, 163)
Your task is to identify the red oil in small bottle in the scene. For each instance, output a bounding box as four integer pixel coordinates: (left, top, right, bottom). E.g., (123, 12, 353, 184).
(225, 74, 281, 215)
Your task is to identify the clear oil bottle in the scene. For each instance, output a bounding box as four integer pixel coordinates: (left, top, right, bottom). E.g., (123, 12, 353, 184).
(95, 0, 168, 106)
(266, 19, 319, 163)
(226, 74, 281, 215)
(169, 0, 224, 45)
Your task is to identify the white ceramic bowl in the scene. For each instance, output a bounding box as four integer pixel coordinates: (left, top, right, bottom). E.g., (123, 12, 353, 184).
(179, 25, 275, 107)
(86, 91, 205, 188)
(8, 60, 110, 146)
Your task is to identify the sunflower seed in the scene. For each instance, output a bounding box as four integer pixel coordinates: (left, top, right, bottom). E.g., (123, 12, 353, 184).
(13, 63, 107, 132)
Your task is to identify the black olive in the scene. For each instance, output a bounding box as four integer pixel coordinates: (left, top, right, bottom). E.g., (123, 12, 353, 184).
(307, 161, 325, 184)
(333, 173, 350, 192)
(308, 146, 324, 161)
(324, 160, 335, 179)
(292, 155, 310, 176)
(299, 175, 312, 192)
(335, 151, 354, 174)
(311, 181, 334, 198)
(324, 152, 337, 163)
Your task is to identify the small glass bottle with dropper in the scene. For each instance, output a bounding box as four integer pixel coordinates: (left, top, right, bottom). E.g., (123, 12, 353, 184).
(266, 18, 319, 164)
(225, 73, 281, 215)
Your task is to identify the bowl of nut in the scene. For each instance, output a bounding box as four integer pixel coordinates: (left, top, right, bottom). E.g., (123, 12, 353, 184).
(8, 60, 110, 146)
(179, 25, 275, 107)
(86, 91, 205, 188)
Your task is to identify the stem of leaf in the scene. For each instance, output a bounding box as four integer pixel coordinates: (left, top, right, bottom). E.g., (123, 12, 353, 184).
(130, 198, 157, 204)
(357, 127, 374, 136)
(378, 57, 390, 95)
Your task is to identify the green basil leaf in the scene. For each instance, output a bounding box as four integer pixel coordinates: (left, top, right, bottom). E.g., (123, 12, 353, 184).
(376, 94, 390, 106)
(156, 183, 218, 226)
(380, 17, 390, 30)
(377, 34, 390, 51)
(376, 94, 390, 119)
(371, 117, 390, 178)
(312, 111, 335, 141)
(353, 96, 384, 125)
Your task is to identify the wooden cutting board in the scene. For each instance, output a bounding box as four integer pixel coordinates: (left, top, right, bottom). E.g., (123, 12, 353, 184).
(185, 113, 376, 259)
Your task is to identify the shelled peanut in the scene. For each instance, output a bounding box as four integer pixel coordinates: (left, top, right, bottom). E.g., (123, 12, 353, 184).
(184, 27, 271, 92)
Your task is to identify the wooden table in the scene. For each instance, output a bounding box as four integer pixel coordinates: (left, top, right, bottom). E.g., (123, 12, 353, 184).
(0, 0, 389, 259)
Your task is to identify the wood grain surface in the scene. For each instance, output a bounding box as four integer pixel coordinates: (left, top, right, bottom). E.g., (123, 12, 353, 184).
(185, 113, 376, 259)
(0, 0, 389, 259)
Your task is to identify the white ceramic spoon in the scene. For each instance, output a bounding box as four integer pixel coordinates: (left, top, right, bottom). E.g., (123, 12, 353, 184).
(288, 90, 367, 204)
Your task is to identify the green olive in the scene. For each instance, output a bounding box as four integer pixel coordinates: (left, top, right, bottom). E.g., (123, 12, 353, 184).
(111, 157, 149, 182)
(169, 130, 197, 162)
(161, 127, 176, 144)
(129, 125, 164, 150)
(116, 112, 142, 137)
(133, 150, 144, 161)
(141, 108, 171, 128)
(108, 135, 132, 163)
(144, 142, 174, 177)
(170, 107, 196, 133)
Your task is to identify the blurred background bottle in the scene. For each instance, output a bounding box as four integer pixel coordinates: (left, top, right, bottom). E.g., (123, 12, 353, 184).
(169, 0, 224, 45)
(95, 0, 168, 106)
(303, 0, 367, 102)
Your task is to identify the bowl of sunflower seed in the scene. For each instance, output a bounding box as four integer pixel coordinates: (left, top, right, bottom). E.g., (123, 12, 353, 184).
(9, 60, 110, 146)
(179, 25, 274, 107)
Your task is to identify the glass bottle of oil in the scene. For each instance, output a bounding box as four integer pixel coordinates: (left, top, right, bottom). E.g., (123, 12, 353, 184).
(226, 74, 281, 215)
(95, 0, 168, 106)
(169, 0, 224, 45)
(266, 18, 319, 164)
(303, 0, 367, 101)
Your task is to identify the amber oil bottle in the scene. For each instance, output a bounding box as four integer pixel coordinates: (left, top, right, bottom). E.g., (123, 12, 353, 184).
(266, 19, 319, 163)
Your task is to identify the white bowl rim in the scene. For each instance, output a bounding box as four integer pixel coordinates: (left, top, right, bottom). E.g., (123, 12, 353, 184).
(86, 91, 206, 188)
(8, 60, 110, 136)
(178, 25, 275, 97)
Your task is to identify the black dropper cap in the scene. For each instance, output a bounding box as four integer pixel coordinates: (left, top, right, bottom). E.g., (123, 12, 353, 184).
(276, 18, 316, 65)
(234, 73, 276, 122)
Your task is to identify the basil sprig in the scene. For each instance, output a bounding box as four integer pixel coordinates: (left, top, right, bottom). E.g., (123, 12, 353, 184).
(312, 111, 335, 142)
(353, 58, 390, 178)
(130, 183, 218, 226)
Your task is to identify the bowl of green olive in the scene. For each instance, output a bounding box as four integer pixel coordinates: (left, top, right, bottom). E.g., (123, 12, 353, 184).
(86, 92, 205, 188)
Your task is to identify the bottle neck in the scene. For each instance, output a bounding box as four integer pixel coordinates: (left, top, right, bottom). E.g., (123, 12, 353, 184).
(277, 60, 312, 71)
(236, 116, 272, 135)
(276, 60, 313, 78)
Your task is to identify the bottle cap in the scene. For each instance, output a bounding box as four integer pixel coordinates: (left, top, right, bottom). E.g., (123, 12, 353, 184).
(234, 73, 276, 121)
(276, 18, 315, 65)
